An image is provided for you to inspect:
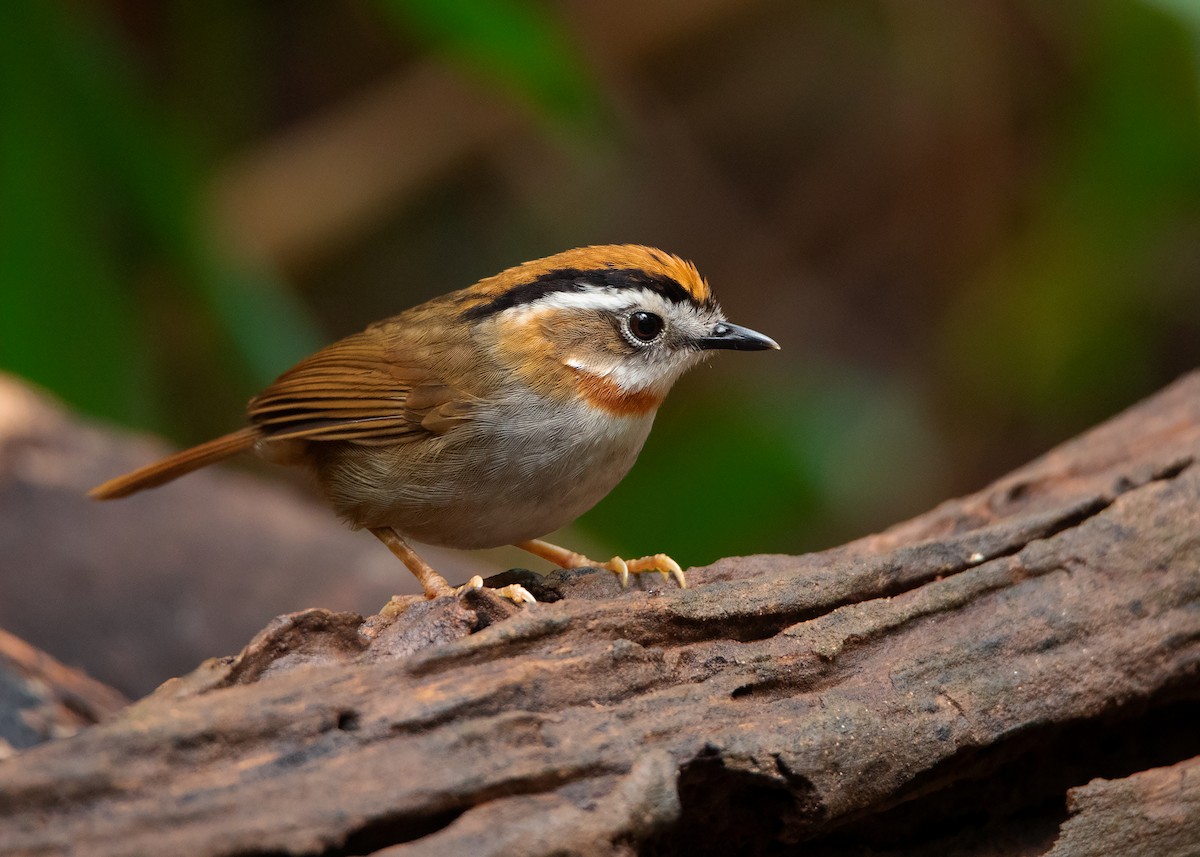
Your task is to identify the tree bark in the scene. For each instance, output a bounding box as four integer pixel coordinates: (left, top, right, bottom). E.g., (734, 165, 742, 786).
(0, 628, 127, 758)
(2, 372, 1199, 857)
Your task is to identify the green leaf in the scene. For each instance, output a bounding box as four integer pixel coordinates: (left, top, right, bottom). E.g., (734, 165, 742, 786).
(0, 2, 154, 423)
(0, 0, 322, 428)
(374, 0, 604, 129)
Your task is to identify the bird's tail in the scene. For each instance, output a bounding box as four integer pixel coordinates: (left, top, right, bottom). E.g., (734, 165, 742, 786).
(89, 426, 259, 500)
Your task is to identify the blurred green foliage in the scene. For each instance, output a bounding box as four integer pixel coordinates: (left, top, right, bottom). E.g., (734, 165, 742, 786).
(588, 368, 941, 561)
(945, 0, 1200, 424)
(1, 1, 324, 430)
(374, 0, 604, 129)
(2, 0, 1199, 568)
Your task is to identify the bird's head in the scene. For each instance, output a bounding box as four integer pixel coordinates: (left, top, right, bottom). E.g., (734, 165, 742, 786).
(459, 245, 779, 416)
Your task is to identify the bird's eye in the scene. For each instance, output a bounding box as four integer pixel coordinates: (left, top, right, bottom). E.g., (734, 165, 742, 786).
(626, 311, 664, 342)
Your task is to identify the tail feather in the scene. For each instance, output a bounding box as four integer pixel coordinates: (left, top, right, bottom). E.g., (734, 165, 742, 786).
(89, 427, 260, 500)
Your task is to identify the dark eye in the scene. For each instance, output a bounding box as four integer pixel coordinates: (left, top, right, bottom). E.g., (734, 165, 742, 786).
(627, 311, 664, 342)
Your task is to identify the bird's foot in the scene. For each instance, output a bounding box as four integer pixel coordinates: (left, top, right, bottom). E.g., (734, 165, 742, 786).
(453, 575, 538, 605)
(514, 539, 687, 589)
(377, 575, 536, 621)
(592, 554, 687, 589)
(369, 527, 536, 622)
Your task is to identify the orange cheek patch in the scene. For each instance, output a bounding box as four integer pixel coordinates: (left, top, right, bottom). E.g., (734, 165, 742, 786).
(492, 313, 576, 400)
(575, 371, 664, 417)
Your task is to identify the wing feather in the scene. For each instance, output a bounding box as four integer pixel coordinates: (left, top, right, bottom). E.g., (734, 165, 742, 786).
(248, 328, 470, 444)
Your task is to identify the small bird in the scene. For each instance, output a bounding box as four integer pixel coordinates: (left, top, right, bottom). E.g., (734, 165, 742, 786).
(90, 246, 778, 607)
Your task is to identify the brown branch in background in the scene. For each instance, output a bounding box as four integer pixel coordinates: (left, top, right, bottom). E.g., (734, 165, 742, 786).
(206, 0, 760, 276)
(0, 628, 128, 757)
(208, 64, 523, 274)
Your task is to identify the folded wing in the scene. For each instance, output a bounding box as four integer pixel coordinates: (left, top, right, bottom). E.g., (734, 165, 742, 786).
(248, 329, 472, 446)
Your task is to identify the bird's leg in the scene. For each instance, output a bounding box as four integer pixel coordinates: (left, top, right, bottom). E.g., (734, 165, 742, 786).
(369, 527, 535, 615)
(514, 538, 687, 589)
(370, 527, 456, 598)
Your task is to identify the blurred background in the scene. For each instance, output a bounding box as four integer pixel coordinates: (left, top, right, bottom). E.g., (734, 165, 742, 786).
(4, 0, 1200, 573)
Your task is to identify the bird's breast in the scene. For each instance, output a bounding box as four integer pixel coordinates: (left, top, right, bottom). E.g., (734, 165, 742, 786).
(324, 386, 657, 549)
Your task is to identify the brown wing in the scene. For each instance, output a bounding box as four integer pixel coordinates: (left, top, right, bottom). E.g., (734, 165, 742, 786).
(248, 326, 473, 446)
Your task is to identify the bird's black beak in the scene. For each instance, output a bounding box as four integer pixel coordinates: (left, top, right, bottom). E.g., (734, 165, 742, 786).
(694, 321, 780, 352)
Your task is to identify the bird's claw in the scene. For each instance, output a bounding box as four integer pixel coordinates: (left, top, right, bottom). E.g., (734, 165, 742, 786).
(379, 576, 535, 621)
(454, 575, 485, 595)
(454, 575, 536, 605)
(492, 583, 538, 605)
(513, 539, 688, 591)
(600, 553, 687, 589)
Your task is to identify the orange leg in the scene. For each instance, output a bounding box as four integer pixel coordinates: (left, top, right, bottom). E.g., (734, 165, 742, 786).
(370, 527, 535, 613)
(514, 538, 687, 589)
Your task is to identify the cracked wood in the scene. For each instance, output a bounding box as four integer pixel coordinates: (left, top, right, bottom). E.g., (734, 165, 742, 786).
(1, 373, 1199, 856)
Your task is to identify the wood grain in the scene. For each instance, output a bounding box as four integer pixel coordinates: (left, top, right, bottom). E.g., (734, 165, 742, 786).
(2, 373, 1199, 856)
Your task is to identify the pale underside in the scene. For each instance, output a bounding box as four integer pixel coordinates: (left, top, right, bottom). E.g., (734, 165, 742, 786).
(304, 389, 654, 547)
(247, 311, 660, 548)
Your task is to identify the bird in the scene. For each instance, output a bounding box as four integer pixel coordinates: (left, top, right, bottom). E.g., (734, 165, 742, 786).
(90, 245, 779, 608)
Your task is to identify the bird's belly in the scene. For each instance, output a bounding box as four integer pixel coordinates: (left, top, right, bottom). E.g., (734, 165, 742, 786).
(323, 396, 656, 549)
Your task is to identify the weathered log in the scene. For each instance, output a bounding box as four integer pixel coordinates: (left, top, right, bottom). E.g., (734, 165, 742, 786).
(1045, 757, 1200, 857)
(0, 628, 127, 758)
(1, 372, 1199, 856)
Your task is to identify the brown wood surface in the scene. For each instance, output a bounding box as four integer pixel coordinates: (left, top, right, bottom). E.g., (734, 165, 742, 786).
(1045, 757, 1200, 857)
(2, 373, 1199, 856)
(0, 628, 127, 758)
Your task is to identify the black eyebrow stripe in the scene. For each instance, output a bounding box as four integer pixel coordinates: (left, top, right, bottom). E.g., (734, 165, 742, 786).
(460, 267, 701, 321)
